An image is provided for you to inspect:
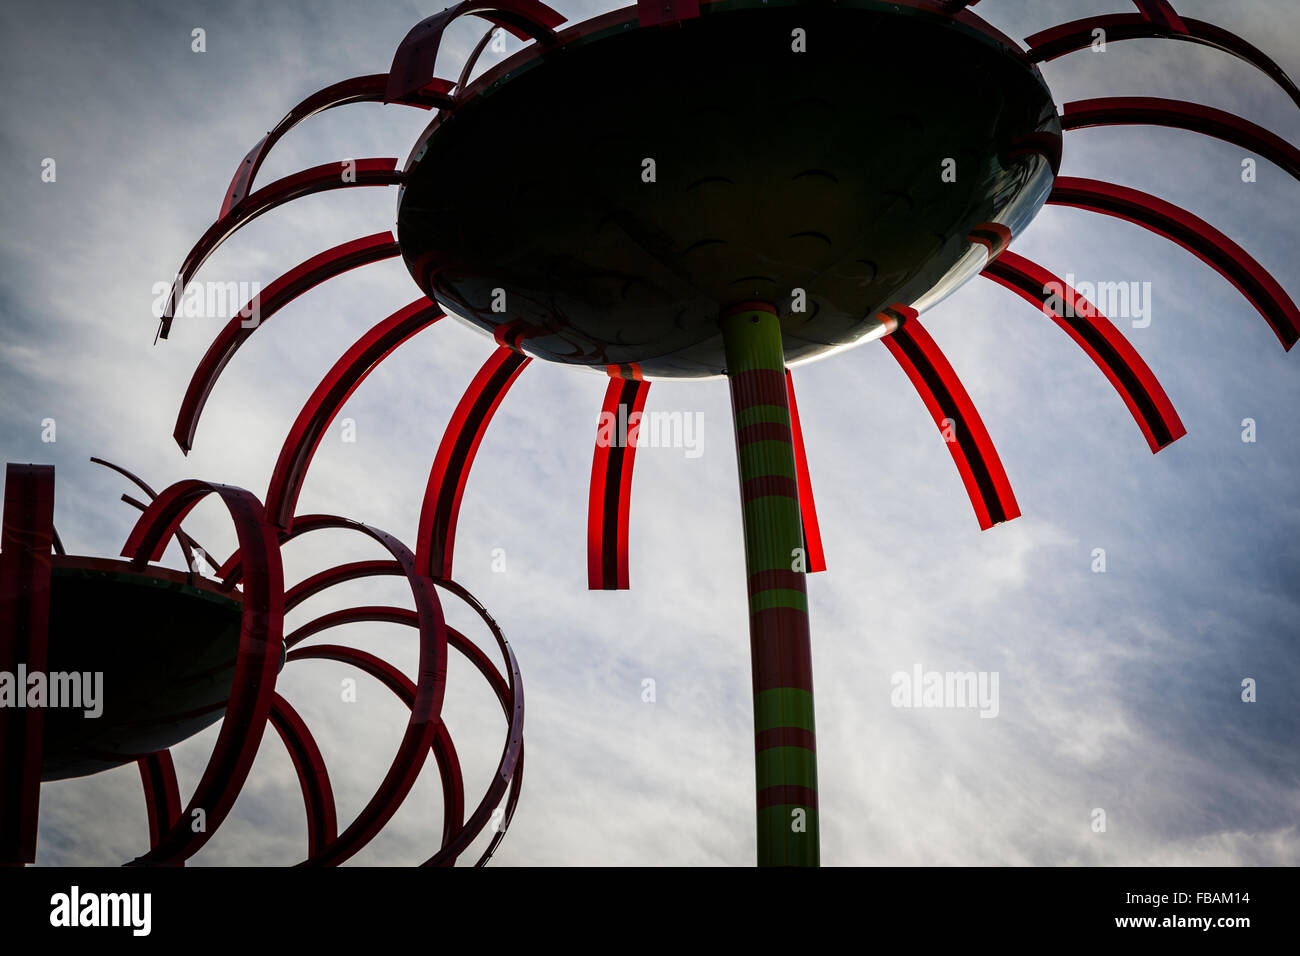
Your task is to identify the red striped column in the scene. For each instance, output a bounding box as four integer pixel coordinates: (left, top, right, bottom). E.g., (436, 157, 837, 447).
(721, 303, 819, 867)
(0, 464, 55, 865)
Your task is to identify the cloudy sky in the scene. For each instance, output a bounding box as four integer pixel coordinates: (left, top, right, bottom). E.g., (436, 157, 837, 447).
(1, 0, 1297, 866)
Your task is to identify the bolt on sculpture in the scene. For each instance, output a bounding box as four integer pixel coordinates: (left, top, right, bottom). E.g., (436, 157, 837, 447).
(0, 459, 524, 866)
(14, 0, 1292, 867)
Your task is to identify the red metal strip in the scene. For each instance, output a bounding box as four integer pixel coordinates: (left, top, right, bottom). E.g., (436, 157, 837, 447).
(982, 251, 1186, 453)
(587, 374, 650, 590)
(1062, 97, 1300, 182)
(784, 370, 825, 574)
(265, 298, 444, 528)
(756, 726, 817, 752)
(218, 513, 393, 587)
(288, 573, 527, 867)
(254, 559, 523, 866)
(217, 531, 473, 862)
(587, 380, 616, 590)
(1049, 177, 1300, 351)
(136, 751, 183, 863)
(117, 492, 221, 577)
(0, 464, 55, 865)
(968, 222, 1014, 260)
(1133, 0, 1188, 34)
(120, 480, 284, 866)
(747, 569, 805, 598)
(287, 643, 463, 863)
(387, 0, 565, 103)
(268, 694, 337, 860)
(285, 559, 404, 612)
(882, 321, 1020, 529)
(425, 626, 517, 867)
(742, 475, 799, 504)
(278, 605, 521, 852)
(476, 746, 524, 866)
(277, 521, 447, 867)
(91, 457, 217, 577)
(242, 547, 523, 865)
(220, 75, 453, 221)
(161, 159, 402, 340)
(221, 515, 450, 866)
(755, 784, 818, 812)
(286, 605, 413, 649)
(1003, 132, 1063, 177)
(423, 578, 524, 868)
(173, 232, 401, 453)
(455, 25, 500, 102)
(1025, 14, 1300, 110)
(416, 347, 531, 580)
(313, 578, 525, 867)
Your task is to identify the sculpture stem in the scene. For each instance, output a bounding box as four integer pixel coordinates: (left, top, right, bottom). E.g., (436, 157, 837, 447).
(721, 304, 819, 867)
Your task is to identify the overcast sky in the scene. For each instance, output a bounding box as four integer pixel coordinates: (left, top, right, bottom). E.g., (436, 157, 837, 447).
(2, 0, 1297, 866)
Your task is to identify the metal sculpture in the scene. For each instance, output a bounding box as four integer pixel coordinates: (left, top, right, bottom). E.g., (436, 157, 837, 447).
(97, 0, 1295, 865)
(0, 460, 523, 866)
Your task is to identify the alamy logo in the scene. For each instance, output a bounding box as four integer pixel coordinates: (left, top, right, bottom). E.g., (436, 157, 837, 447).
(0, 666, 102, 717)
(596, 406, 704, 459)
(1042, 274, 1153, 328)
(890, 664, 1000, 718)
(150, 278, 262, 327)
(50, 886, 151, 936)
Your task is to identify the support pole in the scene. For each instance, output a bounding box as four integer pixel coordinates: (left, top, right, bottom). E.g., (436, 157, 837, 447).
(721, 304, 819, 867)
(0, 464, 56, 865)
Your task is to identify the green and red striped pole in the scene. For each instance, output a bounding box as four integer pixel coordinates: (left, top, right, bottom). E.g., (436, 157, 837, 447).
(721, 302, 819, 867)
